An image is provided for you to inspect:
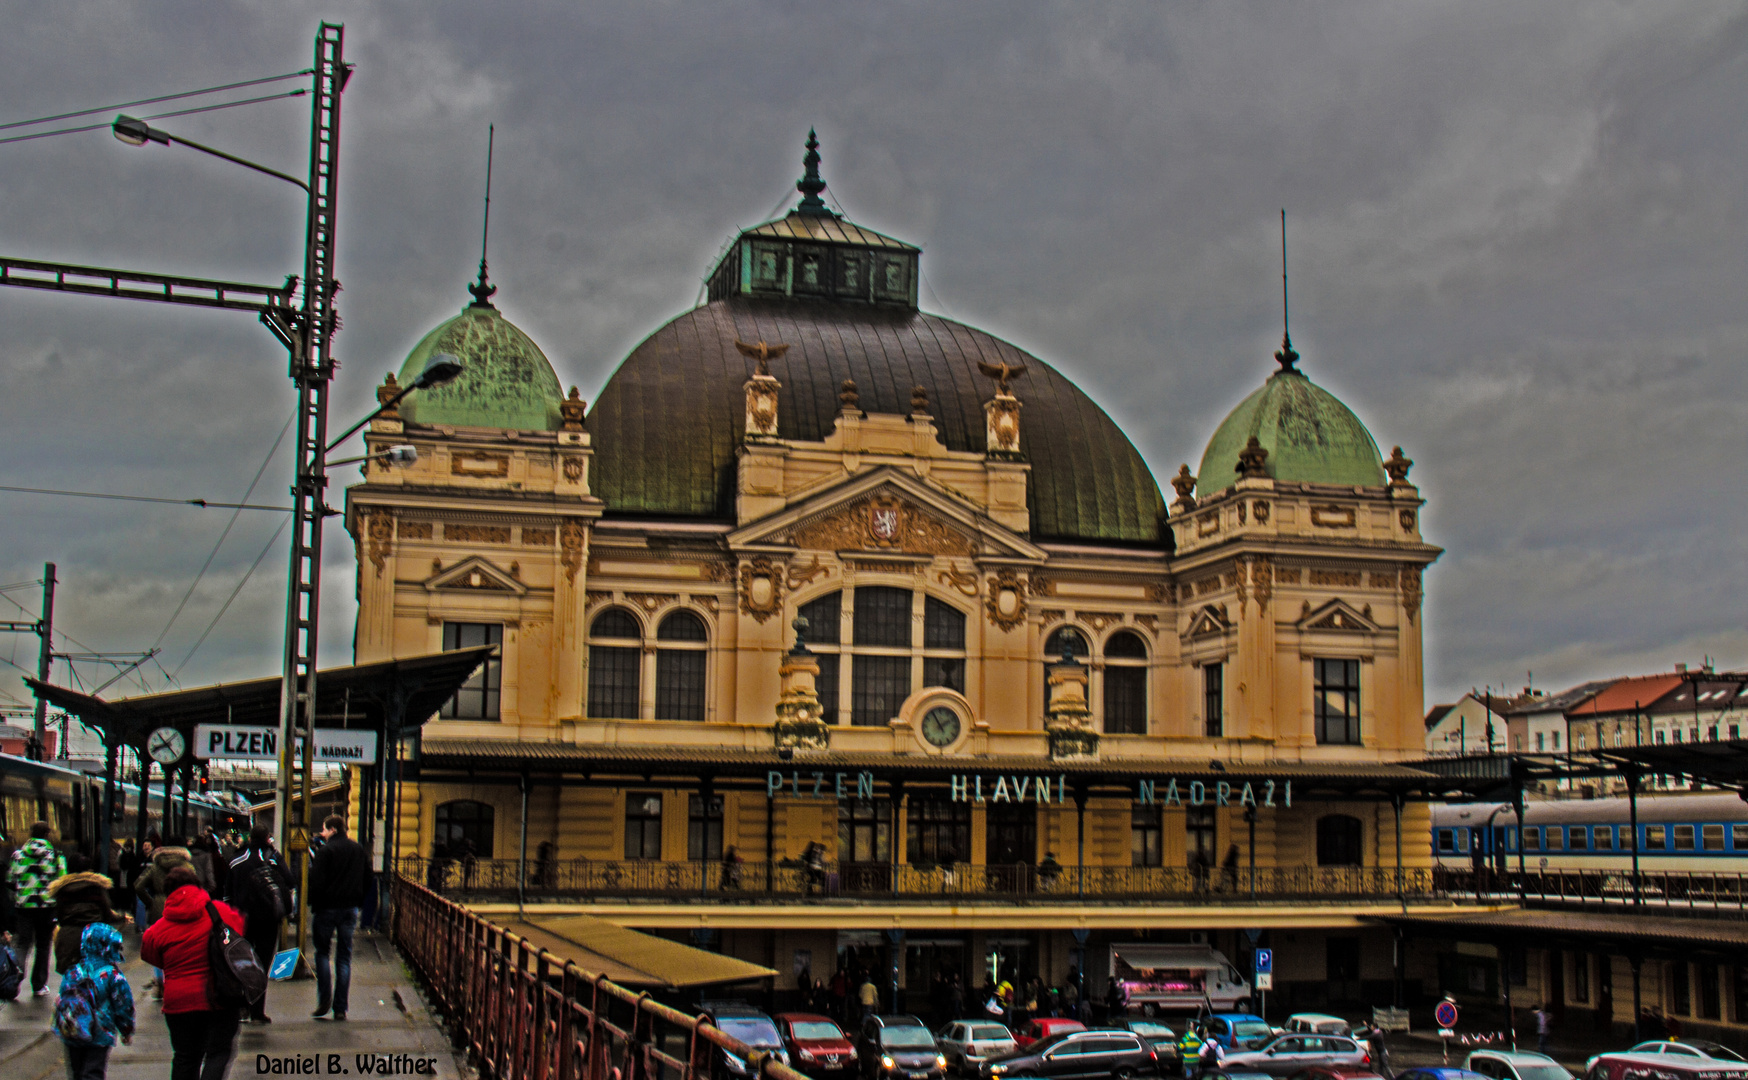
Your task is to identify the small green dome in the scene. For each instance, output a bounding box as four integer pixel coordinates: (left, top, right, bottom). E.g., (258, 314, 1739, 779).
(1196, 346, 1385, 493)
(397, 299, 562, 431)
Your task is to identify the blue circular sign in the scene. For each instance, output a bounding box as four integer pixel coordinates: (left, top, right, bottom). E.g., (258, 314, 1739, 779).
(1435, 1001, 1460, 1028)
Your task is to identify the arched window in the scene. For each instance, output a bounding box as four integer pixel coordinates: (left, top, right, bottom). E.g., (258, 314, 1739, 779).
(1044, 627, 1089, 661)
(655, 611, 708, 722)
(798, 592, 842, 724)
(922, 597, 966, 693)
(435, 799, 495, 859)
(587, 608, 641, 719)
(1103, 630, 1148, 735)
(1316, 814, 1364, 867)
(801, 587, 969, 727)
(851, 586, 911, 726)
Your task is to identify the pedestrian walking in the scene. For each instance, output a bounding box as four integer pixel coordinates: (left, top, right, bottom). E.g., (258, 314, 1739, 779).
(1535, 1004, 1551, 1055)
(140, 865, 244, 1080)
(308, 815, 369, 1021)
(225, 828, 292, 1023)
(8, 821, 66, 996)
(859, 974, 878, 1019)
(53, 923, 134, 1080)
(48, 871, 123, 975)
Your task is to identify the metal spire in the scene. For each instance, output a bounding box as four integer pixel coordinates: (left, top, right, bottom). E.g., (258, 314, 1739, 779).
(1274, 208, 1298, 372)
(468, 123, 498, 309)
(795, 128, 831, 217)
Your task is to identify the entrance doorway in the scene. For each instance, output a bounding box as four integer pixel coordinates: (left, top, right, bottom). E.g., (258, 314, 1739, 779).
(987, 804, 1036, 892)
(906, 937, 970, 1024)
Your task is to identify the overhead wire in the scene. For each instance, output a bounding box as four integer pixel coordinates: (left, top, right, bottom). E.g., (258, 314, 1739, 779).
(0, 578, 46, 593)
(0, 89, 308, 147)
(0, 69, 313, 132)
(0, 484, 288, 512)
(172, 515, 290, 680)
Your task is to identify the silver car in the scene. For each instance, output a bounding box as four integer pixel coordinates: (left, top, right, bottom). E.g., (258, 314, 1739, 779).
(936, 1022, 1016, 1075)
(1219, 1034, 1369, 1077)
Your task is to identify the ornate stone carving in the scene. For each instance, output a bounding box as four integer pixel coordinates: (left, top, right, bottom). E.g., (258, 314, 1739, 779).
(773, 637, 830, 752)
(1180, 584, 1196, 604)
(1028, 573, 1055, 598)
(1044, 643, 1096, 760)
(838, 379, 861, 415)
(626, 592, 679, 612)
(1039, 608, 1068, 624)
(523, 527, 554, 547)
(397, 520, 433, 540)
(937, 565, 980, 597)
(1399, 508, 1417, 533)
(984, 569, 1028, 632)
(1251, 558, 1273, 611)
(1231, 566, 1248, 609)
(1236, 436, 1270, 479)
(560, 520, 586, 583)
(367, 514, 392, 577)
(1277, 567, 1302, 584)
(867, 493, 905, 548)
(1309, 568, 1362, 587)
(739, 557, 784, 622)
(376, 373, 403, 419)
(1080, 611, 1123, 632)
(1369, 572, 1396, 589)
(790, 494, 974, 557)
(1146, 581, 1172, 604)
(1253, 501, 1270, 525)
(1185, 605, 1231, 639)
(744, 368, 781, 440)
(1311, 504, 1357, 528)
(509, 562, 520, 579)
(1170, 465, 1197, 511)
(911, 385, 930, 414)
(451, 452, 510, 478)
(1384, 445, 1413, 486)
(1195, 577, 1222, 597)
(562, 457, 584, 482)
(1400, 566, 1423, 621)
(984, 395, 1022, 458)
(560, 387, 587, 431)
(446, 523, 511, 544)
(785, 555, 832, 590)
(854, 561, 920, 574)
(1134, 613, 1160, 634)
(735, 339, 789, 377)
(1197, 514, 1220, 537)
(699, 561, 735, 583)
(1237, 502, 1247, 526)
(689, 595, 721, 614)
(585, 590, 613, 607)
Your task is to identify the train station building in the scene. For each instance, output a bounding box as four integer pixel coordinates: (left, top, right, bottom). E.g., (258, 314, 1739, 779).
(341, 135, 1457, 1015)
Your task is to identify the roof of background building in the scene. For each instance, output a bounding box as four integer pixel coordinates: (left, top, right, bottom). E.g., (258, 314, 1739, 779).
(397, 292, 563, 432)
(1424, 704, 1455, 731)
(1567, 674, 1688, 718)
(1505, 681, 1612, 717)
(1196, 362, 1386, 494)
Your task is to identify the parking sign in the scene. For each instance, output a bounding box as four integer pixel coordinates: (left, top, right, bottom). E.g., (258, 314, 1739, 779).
(1254, 949, 1272, 974)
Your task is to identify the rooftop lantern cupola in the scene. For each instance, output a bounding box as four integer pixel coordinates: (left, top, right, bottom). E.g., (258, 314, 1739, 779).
(707, 131, 921, 308)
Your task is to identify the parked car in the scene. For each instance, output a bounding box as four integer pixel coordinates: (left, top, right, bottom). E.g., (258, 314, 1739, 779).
(1104, 1020, 1180, 1072)
(1396, 1069, 1489, 1080)
(777, 1013, 857, 1079)
(1014, 1019, 1087, 1049)
(1586, 1051, 1748, 1080)
(1588, 1043, 1748, 1071)
(858, 1014, 948, 1080)
(1282, 1016, 1353, 1038)
(702, 1004, 792, 1080)
(1203, 1015, 1278, 1052)
(936, 1021, 1017, 1076)
(1464, 1052, 1574, 1080)
(1220, 1035, 1370, 1077)
(1289, 1068, 1385, 1080)
(982, 1028, 1162, 1079)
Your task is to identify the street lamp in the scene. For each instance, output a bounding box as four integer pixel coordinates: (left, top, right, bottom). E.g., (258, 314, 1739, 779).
(324, 354, 464, 454)
(112, 115, 311, 191)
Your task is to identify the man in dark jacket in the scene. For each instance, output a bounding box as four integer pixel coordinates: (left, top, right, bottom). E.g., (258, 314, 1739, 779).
(308, 814, 369, 1021)
(226, 828, 292, 1023)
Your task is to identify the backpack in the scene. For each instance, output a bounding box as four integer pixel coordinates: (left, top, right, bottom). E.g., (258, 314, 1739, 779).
(0, 945, 21, 1001)
(205, 902, 267, 1008)
(53, 965, 107, 1043)
(241, 859, 289, 922)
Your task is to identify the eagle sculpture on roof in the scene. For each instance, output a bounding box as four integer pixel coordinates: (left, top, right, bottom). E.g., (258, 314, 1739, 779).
(734, 339, 790, 377)
(976, 358, 1027, 395)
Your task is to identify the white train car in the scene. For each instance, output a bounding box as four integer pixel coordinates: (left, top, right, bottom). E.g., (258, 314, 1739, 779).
(1432, 794, 1748, 875)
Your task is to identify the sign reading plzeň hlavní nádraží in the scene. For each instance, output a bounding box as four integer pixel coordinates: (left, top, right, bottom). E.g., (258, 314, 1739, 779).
(765, 770, 1292, 808)
(191, 724, 379, 764)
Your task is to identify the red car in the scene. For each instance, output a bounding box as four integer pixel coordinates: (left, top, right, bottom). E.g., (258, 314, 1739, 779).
(776, 1013, 859, 1079)
(1290, 1069, 1387, 1080)
(1013, 1018, 1086, 1049)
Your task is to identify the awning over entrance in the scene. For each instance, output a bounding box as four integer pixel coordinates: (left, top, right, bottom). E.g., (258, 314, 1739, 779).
(501, 914, 776, 990)
(1110, 944, 1234, 973)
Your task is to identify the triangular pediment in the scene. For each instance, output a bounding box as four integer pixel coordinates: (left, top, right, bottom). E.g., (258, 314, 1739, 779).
(728, 466, 1045, 562)
(1299, 598, 1378, 632)
(1184, 604, 1232, 639)
(424, 555, 527, 595)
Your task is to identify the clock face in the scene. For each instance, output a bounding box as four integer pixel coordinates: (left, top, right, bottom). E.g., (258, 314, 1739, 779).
(147, 726, 186, 765)
(921, 706, 962, 748)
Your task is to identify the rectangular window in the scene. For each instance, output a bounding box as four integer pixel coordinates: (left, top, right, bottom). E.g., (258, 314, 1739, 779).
(1705, 824, 1726, 851)
(1104, 666, 1147, 735)
(1700, 963, 1722, 1020)
(1314, 658, 1361, 745)
(1620, 825, 1635, 851)
(688, 794, 723, 861)
(1552, 731, 1561, 750)
(1657, 730, 1667, 744)
(1186, 806, 1217, 868)
(1133, 806, 1164, 867)
(1710, 726, 1720, 742)
(1535, 732, 1545, 752)
(815, 653, 841, 724)
(851, 655, 911, 727)
(1524, 826, 1541, 852)
(1674, 729, 1684, 744)
(1204, 664, 1224, 737)
(1576, 731, 1587, 749)
(799, 592, 841, 644)
(922, 656, 965, 693)
(1672, 960, 1692, 1016)
(838, 799, 891, 863)
(1568, 826, 1587, 851)
(1547, 828, 1563, 851)
(1436, 829, 1456, 854)
(441, 622, 503, 719)
(1735, 966, 1748, 1022)
(1573, 954, 1590, 1003)
(1647, 825, 1667, 850)
(1593, 826, 1613, 851)
(624, 792, 663, 860)
(1675, 824, 1696, 851)
(923, 597, 965, 649)
(1456, 829, 1471, 854)
(1733, 724, 1741, 740)
(655, 650, 707, 721)
(853, 587, 912, 648)
(906, 799, 970, 865)
(587, 644, 641, 719)
(1734, 824, 1748, 850)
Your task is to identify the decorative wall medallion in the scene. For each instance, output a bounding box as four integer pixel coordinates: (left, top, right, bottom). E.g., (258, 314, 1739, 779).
(367, 514, 392, 577)
(523, 528, 555, 547)
(937, 564, 980, 597)
(446, 524, 512, 544)
(451, 452, 511, 478)
(1310, 504, 1357, 528)
(1399, 509, 1417, 533)
(1400, 566, 1423, 621)
(626, 592, 679, 612)
(585, 590, 614, 608)
(561, 457, 585, 482)
(1251, 558, 1273, 611)
(1253, 501, 1270, 525)
(397, 521, 433, 540)
(984, 569, 1028, 631)
(868, 495, 904, 547)
(1197, 514, 1220, 537)
(1308, 568, 1362, 587)
(560, 520, 586, 583)
(738, 557, 784, 622)
(786, 555, 832, 590)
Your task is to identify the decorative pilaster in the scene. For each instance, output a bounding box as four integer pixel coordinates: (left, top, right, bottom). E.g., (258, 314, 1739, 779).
(1044, 636, 1098, 759)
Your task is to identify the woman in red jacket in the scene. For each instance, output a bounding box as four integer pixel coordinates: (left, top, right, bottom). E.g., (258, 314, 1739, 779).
(140, 865, 245, 1080)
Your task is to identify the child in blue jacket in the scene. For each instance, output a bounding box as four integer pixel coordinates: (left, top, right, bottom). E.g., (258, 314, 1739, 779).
(53, 923, 134, 1080)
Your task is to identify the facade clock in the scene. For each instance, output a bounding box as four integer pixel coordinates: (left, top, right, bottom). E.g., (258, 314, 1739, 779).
(921, 706, 962, 748)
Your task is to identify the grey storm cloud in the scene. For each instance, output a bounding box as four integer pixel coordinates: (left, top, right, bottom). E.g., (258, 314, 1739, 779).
(1, 1, 1745, 711)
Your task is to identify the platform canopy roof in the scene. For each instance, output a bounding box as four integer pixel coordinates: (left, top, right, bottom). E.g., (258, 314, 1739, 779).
(502, 914, 775, 990)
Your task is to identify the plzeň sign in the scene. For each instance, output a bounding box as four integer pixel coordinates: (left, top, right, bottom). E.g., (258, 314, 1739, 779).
(192, 724, 379, 764)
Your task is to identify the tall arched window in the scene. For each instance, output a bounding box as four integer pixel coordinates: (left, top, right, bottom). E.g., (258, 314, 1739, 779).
(922, 598, 966, 693)
(435, 799, 495, 858)
(800, 588, 969, 727)
(1103, 630, 1148, 735)
(852, 587, 911, 726)
(1042, 627, 1089, 715)
(587, 608, 642, 719)
(1316, 814, 1364, 867)
(655, 611, 708, 721)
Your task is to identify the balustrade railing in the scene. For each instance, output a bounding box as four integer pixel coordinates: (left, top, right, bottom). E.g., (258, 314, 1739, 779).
(399, 855, 1435, 904)
(1433, 866, 1748, 915)
(391, 875, 811, 1080)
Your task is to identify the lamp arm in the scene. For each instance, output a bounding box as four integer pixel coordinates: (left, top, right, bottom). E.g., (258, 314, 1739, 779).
(325, 383, 419, 455)
(166, 133, 310, 192)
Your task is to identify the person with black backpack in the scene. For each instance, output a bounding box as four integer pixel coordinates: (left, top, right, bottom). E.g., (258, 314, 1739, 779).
(224, 828, 291, 1024)
(141, 865, 244, 1080)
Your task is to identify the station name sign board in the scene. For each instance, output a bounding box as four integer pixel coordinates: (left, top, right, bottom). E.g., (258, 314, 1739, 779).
(764, 769, 1292, 808)
(192, 724, 379, 764)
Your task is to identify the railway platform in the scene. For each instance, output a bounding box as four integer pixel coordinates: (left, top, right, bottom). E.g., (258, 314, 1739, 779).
(0, 926, 466, 1080)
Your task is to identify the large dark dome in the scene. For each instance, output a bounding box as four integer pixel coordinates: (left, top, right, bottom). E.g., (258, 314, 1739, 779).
(588, 298, 1165, 544)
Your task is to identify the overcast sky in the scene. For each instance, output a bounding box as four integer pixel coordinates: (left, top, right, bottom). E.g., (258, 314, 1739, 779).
(1, 2, 1744, 715)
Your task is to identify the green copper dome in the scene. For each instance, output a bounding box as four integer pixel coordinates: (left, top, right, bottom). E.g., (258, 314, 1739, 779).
(1196, 340, 1385, 493)
(397, 297, 562, 431)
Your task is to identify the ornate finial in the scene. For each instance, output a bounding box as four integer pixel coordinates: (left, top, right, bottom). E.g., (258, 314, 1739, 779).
(734, 339, 790, 378)
(468, 124, 498, 310)
(796, 129, 830, 217)
(1274, 331, 1298, 373)
(791, 614, 811, 655)
(1057, 631, 1083, 666)
(1170, 464, 1197, 509)
(560, 386, 586, 431)
(1236, 436, 1270, 479)
(976, 358, 1028, 396)
(376, 373, 403, 419)
(1384, 445, 1414, 485)
(1274, 209, 1295, 371)
(839, 378, 860, 412)
(911, 385, 929, 414)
